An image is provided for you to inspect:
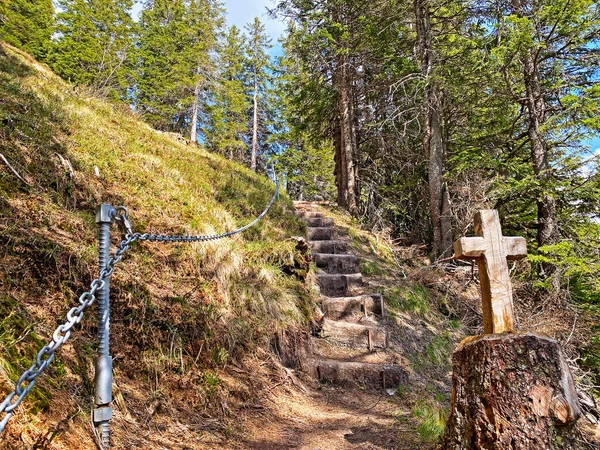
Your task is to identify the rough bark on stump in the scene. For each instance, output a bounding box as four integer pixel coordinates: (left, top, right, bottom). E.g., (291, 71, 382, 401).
(443, 333, 582, 450)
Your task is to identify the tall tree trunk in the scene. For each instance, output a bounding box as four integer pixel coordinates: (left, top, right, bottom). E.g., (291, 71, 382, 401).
(338, 58, 358, 214)
(330, 3, 358, 214)
(251, 73, 258, 172)
(511, 0, 558, 250)
(333, 121, 347, 206)
(190, 62, 202, 143)
(190, 79, 200, 144)
(415, 0, 453, 257)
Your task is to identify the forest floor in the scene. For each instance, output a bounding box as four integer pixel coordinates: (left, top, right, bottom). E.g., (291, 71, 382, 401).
(241, 378, 420, 450)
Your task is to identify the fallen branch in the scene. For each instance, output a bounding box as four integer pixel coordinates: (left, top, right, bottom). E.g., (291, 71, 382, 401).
(0, 152, 29, 185)
(435, 254, 457, 264)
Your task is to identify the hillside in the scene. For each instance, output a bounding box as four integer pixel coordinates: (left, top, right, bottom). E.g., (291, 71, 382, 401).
(0, 42, 315, 449)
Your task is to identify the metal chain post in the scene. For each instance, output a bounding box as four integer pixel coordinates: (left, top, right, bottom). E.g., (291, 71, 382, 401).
(0, 232, 137, 434)
(0, 177, 279, 440)
(93, 205, 116, 449)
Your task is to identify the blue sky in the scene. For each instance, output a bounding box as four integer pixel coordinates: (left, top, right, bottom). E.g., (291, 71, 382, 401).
(589, 137, 600, 155)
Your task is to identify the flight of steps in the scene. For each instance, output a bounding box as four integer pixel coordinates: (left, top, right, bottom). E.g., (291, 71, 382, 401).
(294, 201, 407, 390)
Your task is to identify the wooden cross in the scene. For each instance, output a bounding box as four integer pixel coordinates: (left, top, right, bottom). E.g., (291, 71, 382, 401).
(454, 210, 527, 334)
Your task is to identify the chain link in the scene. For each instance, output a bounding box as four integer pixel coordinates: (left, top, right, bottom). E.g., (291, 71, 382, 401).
(0, 178, 279, 434)
(134, 176, 279, 243)
(0, 233, 136, 433)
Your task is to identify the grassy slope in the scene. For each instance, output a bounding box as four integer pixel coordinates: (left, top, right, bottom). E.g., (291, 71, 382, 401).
(0, 43, 313, 449)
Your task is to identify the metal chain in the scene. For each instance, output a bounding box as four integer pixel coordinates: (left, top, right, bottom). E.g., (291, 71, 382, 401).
(119, 177, 280, 243)
(0, 233, 136, 433)
(0, 178, 279, 434)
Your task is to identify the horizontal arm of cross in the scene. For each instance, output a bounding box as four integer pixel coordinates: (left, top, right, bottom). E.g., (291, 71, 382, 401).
(454, 236, 486, 259)
(454, 236, 527, 261)
(504, 237, 527, 260)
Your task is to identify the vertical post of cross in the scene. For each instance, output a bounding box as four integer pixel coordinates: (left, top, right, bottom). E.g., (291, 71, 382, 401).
(453, 210, 527, 334)
(94, 204, 116, 448)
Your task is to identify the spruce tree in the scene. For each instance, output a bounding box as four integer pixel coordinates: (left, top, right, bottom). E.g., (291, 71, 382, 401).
(186, 0, 223, 143)
(0, 0, 54, 60)
(137, 0, 222, 136)
(207, 25, 250, 161)
(136, 0, 186, 131)
(49, 0, 136, 99)
(245, 17, 273, 172)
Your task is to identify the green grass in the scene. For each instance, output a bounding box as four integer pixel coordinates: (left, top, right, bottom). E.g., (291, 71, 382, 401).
(361, 259, 386, 276)
(0, 296, 55, 414)
(384, 284, 431, 316)
(410, 331, 453, 371)
(410, 399, 448, 443)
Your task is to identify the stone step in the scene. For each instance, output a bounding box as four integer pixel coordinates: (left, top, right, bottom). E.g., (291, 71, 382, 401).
(295, 206, 318, 213)
(308, 337, 399, 364)
(305, 217, 334, 227)
(317, 273, 363, 297)
(301, 358, 407, 389)
(296, 211, 324, 219)
(294, 200, 329, 206)
(321, 319, 387, 349)
(322, 294, 384, 321)
(314, 253, 360, 274)
(310, 240, 348, 254)
(307, 227, 334, 241)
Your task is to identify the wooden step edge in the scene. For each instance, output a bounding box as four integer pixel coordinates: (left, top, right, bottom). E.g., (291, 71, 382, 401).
(322, 294, 384, 318)
(300, 357, 408, 389)
(321, 319, 387, 349)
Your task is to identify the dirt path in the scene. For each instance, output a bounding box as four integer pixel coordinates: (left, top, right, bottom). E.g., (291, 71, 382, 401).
(241, 381, 423, 450)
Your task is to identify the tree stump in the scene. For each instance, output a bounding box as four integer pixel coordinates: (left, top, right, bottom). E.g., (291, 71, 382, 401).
(442, 332, 582, 450)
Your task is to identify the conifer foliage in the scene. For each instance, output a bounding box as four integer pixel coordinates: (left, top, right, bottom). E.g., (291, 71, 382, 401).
(49, 0, 136, 99)
(206, 25, 250, 162)
(245, 18, 274, 172)
(136, 0, 223, 136)
(0, 0, 54, 59)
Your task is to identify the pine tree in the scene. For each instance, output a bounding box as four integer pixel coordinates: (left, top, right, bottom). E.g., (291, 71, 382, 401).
(136, 0, 186, 131)
(207, 25, 250, 161)
(274, 1, 365, 212)
(137, 0, 222, 136)
(245, 17, 273, 172)
(0, 0, 54, 60)
(271, 31, 337, 200)
(49, 0, 136, 99)
(186, 0, 223, 143)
